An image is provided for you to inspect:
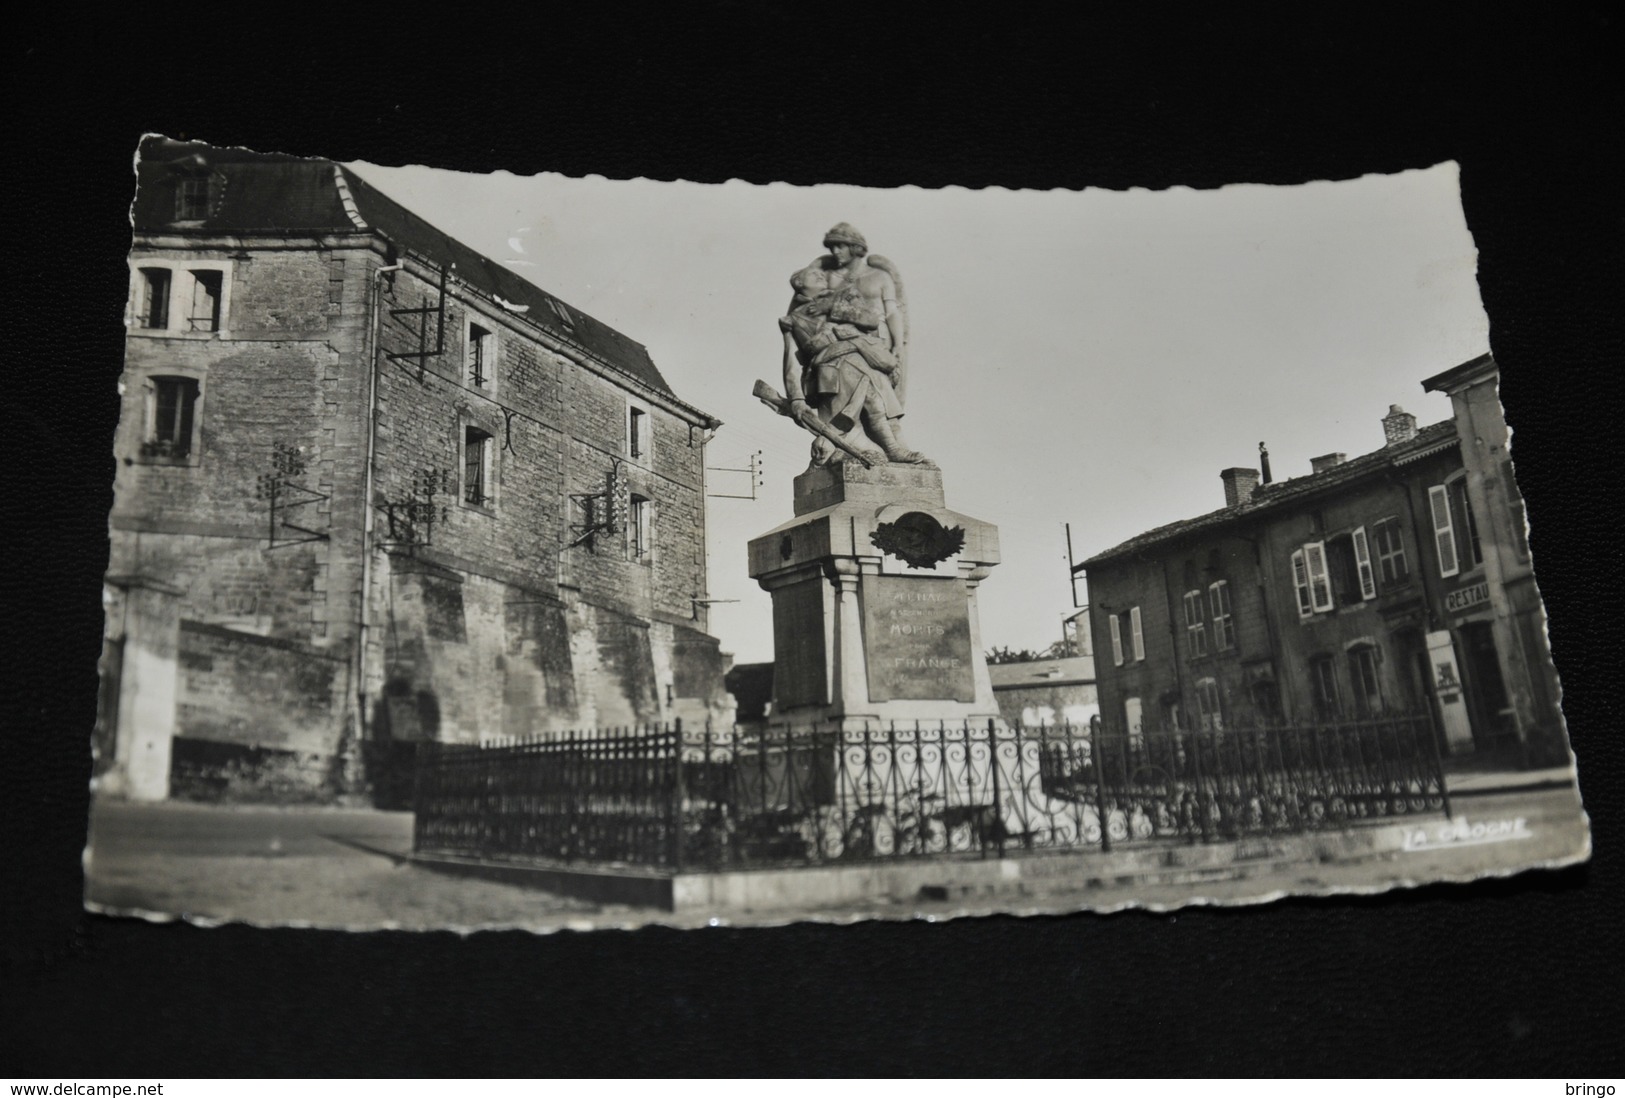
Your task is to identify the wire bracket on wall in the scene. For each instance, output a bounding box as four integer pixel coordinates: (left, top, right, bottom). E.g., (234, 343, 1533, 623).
(706, 450, 763, 500)
(255, 442, 331, 549)
(375, 467, 452, 556)
(565, 461, 629, 551)
(383, 261, 450, 382)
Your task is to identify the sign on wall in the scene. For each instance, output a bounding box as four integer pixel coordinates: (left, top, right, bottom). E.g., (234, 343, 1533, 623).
(1445, 580, 1491, 615)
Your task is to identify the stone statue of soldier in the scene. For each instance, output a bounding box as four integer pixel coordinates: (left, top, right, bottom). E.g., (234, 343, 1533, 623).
(775, 223, 928, 466)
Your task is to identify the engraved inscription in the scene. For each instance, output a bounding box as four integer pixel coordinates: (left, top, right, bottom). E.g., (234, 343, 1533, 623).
(863, 575, 974, 702)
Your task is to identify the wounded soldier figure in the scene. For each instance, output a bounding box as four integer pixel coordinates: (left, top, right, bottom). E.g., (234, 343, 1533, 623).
(778, 223, 928, 465)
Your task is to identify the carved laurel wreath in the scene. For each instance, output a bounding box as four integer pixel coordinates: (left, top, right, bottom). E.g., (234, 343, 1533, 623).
(869, 511, 966, 569)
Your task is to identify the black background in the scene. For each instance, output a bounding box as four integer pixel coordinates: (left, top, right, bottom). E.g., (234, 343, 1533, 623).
(6, 6, 1621, 1078)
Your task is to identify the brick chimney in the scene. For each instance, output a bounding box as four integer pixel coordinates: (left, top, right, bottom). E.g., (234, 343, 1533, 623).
(1383, 404, 1418, 445)
(1309, 452, 1348, 474)
(1221, 467, 1261, 507)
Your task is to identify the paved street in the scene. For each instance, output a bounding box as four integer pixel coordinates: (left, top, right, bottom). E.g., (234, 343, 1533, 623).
(85, 800, 608, 931)
(83, 779, 1589, 932)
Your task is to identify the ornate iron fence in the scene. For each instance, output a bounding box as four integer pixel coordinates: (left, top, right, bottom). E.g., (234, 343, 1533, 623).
(412, 714, 1449, 870)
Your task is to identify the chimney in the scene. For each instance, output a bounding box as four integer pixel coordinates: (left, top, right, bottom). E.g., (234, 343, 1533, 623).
(1258, 442, 1273, 484)
(1310, 452, 1348, 474)
(1383, 404, 1418, 446)
(1221, 467, 1261, 507)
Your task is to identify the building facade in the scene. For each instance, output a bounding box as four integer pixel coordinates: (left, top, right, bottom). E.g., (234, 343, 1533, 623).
(1075, 356, 1565, 768)
(99, 139, 729, 805)
(988, 656, 1099, 729)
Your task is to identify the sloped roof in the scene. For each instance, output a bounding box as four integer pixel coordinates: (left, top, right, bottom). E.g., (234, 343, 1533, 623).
(1081, 419, 1459, 567)
(988, 656, 1097, 689)
(130, 138, 679, 402)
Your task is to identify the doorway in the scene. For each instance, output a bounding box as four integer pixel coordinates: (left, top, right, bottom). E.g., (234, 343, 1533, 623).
(1458, 620, 1513, 749)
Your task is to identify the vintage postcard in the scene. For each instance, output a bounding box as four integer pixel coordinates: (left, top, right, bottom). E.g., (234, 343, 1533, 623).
(84, 137, 1589, 932)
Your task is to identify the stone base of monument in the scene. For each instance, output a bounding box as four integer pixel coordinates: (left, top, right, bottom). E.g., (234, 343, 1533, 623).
(747, 460, 1003, 729)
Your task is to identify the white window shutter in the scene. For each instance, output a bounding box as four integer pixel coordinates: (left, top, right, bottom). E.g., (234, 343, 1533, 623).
(1108, 614, 1124, 667)
(1429, 484, 1459, 577)
(1291, 549, 1313, 618)
(1129, 606, 1144, 661)
(1304, 541, 1334, 613)
(1351, 526, 1377, 599)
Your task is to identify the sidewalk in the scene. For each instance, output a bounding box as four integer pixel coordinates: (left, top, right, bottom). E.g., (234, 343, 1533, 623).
(1441, 762, 1580, 796)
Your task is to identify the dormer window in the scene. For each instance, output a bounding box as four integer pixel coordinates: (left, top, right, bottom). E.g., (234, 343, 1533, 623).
(176, 176, 212, 220)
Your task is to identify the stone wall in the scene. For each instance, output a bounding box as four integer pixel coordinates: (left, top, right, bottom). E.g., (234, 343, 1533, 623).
(107, 236, 725, 803)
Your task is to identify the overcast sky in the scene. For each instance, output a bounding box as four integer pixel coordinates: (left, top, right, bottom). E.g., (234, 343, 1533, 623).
(347, 159, 1491, 664)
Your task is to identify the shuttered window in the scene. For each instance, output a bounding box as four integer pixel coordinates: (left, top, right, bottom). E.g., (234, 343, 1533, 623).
(1209, 581, 1235, 650)
(1429, 484, 1459, 577)
(1351, 526, 1377, 599)
(1291, 549, 1313, 619)
(1108, 614, 1124, 667)
(1303, 541, 1334, 613)
(1128, 606, 1145, 662)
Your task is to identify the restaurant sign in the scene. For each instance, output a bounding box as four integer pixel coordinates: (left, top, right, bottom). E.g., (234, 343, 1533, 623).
(1444, 580, 1491, 615)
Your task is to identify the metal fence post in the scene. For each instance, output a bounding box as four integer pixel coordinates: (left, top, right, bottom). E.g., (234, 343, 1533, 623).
(1091, 715, 1111, 854)
(989, 718, 1005, 859)
(670, 719, 686, 872)
(1420, 709, 1452, 820)
(1190, 726, 1212, 843)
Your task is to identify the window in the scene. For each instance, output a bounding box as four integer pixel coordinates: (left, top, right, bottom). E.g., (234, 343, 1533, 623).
(1183, 590, 1208, 657)
(1128, 605, 1145, 662)
(136, 268, 170, 329)
(1448, 477, 1484, 570)
(463, 427, 494, 506)
(128, 261, 231, 335)
(630, 495, 652, 559)
(628, 406, 649, 460)
(187, 270, 223, 332)
(1250, 680, 1281, 723)
(1124, 696, 1144, 746)
(466, 322, 495, 389)
(1429, 480, 1482, 577)
(1372, 518, 1409, 586)
(142, 376, 198, 460)
(1347, 644, 1384, 717)
(1350, 526, 1377, 600)
(1427, 484, 1458, 577)
(1194, 678, 1223, 732)
(1323, 531, 1375, 606)
(1108, 614, 1124, 667)
(1310, 656, 1341, 721)
(1209, 580, 1235, 651)
(176, 176, 212, 220)
(1291, 542, 1335, 618)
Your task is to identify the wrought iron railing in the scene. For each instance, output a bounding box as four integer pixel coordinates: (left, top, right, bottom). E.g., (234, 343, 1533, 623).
(412, 714, 1449, 870)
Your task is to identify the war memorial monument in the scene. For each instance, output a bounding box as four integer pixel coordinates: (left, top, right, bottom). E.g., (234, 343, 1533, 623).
(750, 223, 1005, 731)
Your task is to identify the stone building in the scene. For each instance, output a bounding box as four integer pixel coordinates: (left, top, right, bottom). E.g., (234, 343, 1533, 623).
(988, 656, 1098, 729)
(98, 138, 728, 805)
(1073, 355, 1565, 768)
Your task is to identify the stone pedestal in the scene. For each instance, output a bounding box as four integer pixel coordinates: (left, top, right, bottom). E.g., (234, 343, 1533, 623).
(748, 462, 1001, 729)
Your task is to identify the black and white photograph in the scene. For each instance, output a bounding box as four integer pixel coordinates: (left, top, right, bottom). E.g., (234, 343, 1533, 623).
(82, 138, 1588, 931)
(10, 8, 1619, 1082)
